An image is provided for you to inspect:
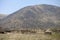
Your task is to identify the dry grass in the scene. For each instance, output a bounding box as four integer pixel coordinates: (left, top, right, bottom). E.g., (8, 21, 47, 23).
(0, 32, 60, 40)
(0, 33, 52, 40)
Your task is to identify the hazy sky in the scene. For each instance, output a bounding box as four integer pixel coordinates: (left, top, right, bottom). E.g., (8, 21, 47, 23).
(0, 0, 60, 15)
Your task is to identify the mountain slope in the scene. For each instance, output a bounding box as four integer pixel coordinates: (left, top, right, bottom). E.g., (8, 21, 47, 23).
(0, 4, 60, 30)
(0, 14, 6, 19)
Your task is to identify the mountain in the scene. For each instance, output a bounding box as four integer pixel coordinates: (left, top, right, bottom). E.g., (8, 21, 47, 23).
(0, 4, 60, 30)
(0, 14, 7, 20)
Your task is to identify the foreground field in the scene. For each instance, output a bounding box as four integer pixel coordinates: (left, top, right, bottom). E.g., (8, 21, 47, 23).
(0, 32, 60, 40)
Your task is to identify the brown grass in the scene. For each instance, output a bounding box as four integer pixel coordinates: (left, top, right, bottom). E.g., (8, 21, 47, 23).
(0, 33, 52, 40)
(0, 29, 60, 40)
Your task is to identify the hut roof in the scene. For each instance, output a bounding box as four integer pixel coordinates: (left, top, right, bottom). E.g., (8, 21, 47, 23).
(45, 29, 52, 32)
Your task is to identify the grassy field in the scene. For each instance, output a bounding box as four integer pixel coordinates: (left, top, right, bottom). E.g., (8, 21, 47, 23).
(0, 33, 55, 40)
(0, 31, 60, 40)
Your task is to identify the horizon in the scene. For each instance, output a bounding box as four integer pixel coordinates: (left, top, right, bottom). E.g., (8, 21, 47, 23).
(0, 0, 60, 15)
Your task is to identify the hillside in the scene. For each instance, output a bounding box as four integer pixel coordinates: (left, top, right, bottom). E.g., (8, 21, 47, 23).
(0, 4, 60, 30)
(0, 14, 6, 19)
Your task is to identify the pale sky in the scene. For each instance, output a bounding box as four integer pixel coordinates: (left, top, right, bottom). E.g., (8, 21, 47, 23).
(0, 0, 60, 15)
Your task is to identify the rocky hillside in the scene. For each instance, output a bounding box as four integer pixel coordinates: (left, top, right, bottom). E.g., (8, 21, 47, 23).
(0, 4, 60, 30)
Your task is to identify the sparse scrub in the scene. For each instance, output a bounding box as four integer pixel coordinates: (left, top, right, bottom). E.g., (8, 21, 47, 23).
(0, 28, 60, 40)
(50, 33, 60, 40)
(0, 33, 49, 40)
